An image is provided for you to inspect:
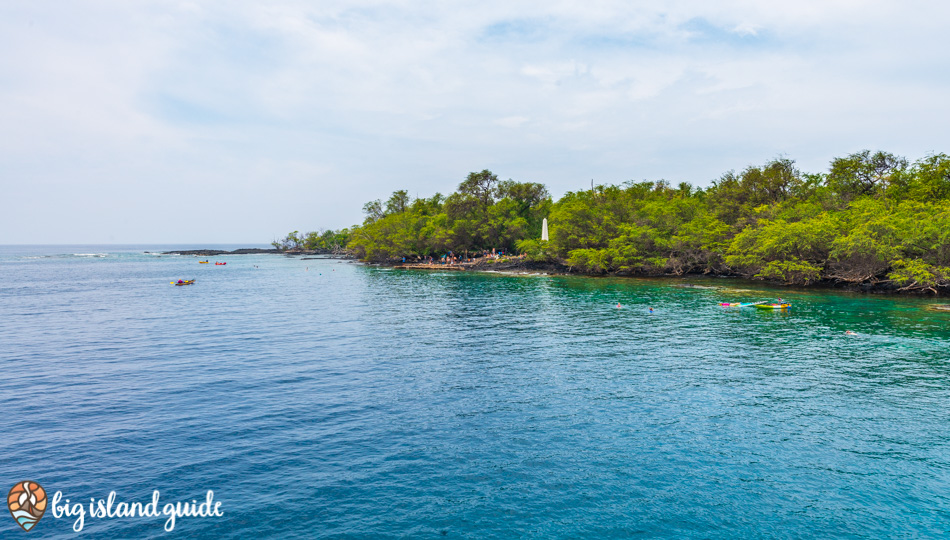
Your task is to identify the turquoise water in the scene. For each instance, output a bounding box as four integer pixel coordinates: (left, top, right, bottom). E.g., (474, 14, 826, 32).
(2, 245, 949, 538)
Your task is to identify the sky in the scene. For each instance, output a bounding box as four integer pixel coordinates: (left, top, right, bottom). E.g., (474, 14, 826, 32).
(2, 1, 949, 244)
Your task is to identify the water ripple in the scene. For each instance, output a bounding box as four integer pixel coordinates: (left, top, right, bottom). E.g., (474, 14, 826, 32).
(1, 248, 949, 538)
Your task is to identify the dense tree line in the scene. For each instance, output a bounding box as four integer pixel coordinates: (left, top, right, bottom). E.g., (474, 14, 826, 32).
(347, 170, 551, 260)
(276, 151, 950, 293)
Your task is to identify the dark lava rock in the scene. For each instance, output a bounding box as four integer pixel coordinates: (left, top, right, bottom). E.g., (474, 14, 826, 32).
(161, 248, 280, 256)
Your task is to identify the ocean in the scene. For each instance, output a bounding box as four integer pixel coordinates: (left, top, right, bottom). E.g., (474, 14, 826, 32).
(2, 245, 949, 538)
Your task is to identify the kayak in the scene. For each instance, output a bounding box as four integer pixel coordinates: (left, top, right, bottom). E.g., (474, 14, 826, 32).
(753, 303, 790, 309)
(172, 280, 196, 286)
(215, 262, 226, 265)
(720, 301, 766, 307)
(199, 260, 210, 264)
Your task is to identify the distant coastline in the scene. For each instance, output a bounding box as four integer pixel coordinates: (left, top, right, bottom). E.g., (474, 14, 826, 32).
(159, 248, 326, 256)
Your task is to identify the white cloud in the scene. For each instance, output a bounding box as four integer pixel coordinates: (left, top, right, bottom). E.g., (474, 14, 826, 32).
(2, 0, 950, 242)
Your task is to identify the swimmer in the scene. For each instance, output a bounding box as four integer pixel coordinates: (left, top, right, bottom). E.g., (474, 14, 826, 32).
(649, 307, 654, 314)
(617, 302, 621, 308)
(845, 330, 857, 336)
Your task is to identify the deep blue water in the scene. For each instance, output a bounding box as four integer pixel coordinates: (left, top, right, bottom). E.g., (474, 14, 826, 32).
(2, 245, 949, 538)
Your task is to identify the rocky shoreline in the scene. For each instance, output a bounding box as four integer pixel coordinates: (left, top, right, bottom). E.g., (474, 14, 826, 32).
(380, 256, 948, 295)
(389, 256, 570, 275)
(154, 248, 945, 295)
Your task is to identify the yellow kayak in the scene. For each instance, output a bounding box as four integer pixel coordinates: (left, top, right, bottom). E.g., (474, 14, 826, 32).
(753, 303, 790, 309)
(171, 279, 196, 286)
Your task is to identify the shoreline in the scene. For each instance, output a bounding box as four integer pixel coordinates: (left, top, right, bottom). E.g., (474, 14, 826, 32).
(158, 247, 946, 296)
(387, 255, 567, 275)
(380, 256, 947, 296)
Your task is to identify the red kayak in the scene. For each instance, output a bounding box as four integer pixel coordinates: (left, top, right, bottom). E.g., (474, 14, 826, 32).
(215, 262, 226, 265)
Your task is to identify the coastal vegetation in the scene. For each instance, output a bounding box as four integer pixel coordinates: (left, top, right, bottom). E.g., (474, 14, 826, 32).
(276, 151, 950, 293)
(271, 228, 351, 253)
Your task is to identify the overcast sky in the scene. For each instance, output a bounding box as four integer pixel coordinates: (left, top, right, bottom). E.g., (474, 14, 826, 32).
(2, 1, 949, 244)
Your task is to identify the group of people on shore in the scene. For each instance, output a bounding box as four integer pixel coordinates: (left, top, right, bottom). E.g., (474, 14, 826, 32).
(403, 255, 470, 265)
(401, 249, 510, 266)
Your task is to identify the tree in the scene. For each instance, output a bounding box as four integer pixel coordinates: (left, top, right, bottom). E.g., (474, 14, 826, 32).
(385, 190, 410, 215)
(457, 170, 500, 211)
(827, 150, 908, 201)
(362, 200, 384, 224)
(904, 153, 950, 201)
(272, 230, 302, 251)
(443, 170, 503, 251)
(759, 157, 800, 202)
(706, 158, 802, 225)
(498, 180, 548, 210)
(497, 180, 551, 239)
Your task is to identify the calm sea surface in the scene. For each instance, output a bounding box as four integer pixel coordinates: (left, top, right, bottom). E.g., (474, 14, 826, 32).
(2, 245, 949, 538)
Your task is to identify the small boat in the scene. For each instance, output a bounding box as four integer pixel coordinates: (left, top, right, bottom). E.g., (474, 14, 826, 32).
(753, 303, 790, 309)
(172, 279, 196, 286)
(199, 260, 210, 264)
(215, 262, 226, 265)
